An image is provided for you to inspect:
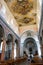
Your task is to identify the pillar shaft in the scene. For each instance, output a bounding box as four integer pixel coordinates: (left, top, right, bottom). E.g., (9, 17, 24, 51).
(1, 39, 6, 61)
(16, 39, 20, 58)
(11, 41, 14, 59)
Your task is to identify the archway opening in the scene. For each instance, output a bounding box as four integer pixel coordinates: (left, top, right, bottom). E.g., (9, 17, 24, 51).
(5, 34, 13, 60)
(0, 25, 4, 60)
(20, 30, 41, 58)
(23, 38, 38, 58)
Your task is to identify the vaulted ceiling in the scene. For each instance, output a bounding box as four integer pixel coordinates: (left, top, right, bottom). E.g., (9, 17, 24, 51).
(4, 0, 37, 27)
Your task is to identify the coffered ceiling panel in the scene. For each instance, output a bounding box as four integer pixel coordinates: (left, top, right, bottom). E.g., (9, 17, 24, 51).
(4, 0, 37, 27)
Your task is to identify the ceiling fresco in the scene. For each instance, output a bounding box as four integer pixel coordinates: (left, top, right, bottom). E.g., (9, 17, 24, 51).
(4, 0, 37, 27)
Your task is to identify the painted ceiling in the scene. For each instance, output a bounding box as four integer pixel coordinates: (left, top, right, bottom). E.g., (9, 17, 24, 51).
(4, 0, 37, 27)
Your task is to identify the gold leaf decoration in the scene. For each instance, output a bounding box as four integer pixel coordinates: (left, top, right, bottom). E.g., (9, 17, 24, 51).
(12, 0, 33, 15)
(4, 0, 37, 27)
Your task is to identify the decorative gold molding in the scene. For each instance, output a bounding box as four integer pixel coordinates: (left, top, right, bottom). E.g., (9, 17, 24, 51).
(4, 0, 37, 27)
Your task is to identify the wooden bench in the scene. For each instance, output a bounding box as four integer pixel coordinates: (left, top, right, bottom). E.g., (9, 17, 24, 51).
(32, 56, 43, 63)
(30, 63, 43, 65)
(0, 56, 27, 65)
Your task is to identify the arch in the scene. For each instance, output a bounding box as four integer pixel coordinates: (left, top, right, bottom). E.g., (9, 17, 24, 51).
(5, 34, 13, 60)
(0, 25, 4, 40)
(0, 25, 5, 60)
(7, 34, 13, 42)
(23, 38, 38, 57)
(20, 30, 41, 58)
(24, 37, 37, 48)
(20, 30, 36, 37)
(20, 30, 37, 44)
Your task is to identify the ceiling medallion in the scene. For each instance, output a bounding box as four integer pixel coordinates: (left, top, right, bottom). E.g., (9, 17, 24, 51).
(23, 17, 34, 24)
(18, 17, 36, 26)
(13, 0, 33, 15)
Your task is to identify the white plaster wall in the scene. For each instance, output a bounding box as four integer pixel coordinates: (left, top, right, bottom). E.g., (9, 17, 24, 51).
(37, 0, 42, 32)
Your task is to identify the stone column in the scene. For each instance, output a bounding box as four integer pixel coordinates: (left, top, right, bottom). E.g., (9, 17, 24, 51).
(11, 41, 14, 59)
(1, 39, 6, 61)
(16, 39, 20, 58)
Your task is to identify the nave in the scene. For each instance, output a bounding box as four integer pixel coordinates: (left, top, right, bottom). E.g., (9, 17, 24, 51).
(0, 0, 43, 65)
(0, 17, 43, 65)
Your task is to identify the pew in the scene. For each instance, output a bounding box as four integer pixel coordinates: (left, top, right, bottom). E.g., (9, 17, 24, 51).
(0, 56, 43, 65)
(30, 63, 43, 65)
(32, 56, 43, 63)
(0, 56, 27, 65)
(0, 62, 7, 65)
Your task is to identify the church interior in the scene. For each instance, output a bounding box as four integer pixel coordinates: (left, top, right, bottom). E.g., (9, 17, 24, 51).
(0, 0, 43, 65)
